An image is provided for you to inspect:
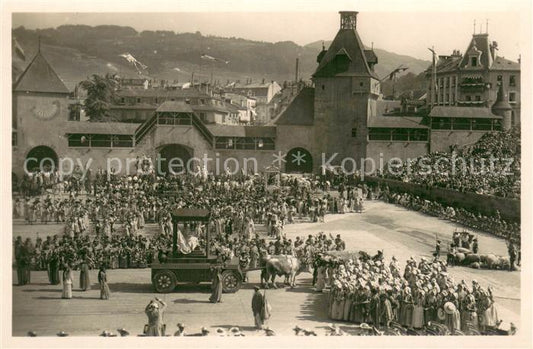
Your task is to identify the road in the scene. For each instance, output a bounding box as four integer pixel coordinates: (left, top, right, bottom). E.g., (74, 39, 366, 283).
(11, 200, 520, 336)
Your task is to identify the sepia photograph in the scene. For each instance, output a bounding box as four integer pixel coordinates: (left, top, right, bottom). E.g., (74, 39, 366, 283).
(2, 0, 532, 348)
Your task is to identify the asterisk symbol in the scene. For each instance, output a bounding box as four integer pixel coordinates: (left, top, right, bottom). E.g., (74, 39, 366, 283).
(272, 151, 286, 167)
(292, 151, 306, 165)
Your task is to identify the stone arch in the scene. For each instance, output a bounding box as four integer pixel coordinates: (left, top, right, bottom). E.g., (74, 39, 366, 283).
(157, 144, 193, 176)
(285, 147, 313, 173)
(25, 145, 58, 172)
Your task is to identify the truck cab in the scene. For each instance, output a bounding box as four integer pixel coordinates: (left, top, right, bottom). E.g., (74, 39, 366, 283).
(150, 208, 242, 293)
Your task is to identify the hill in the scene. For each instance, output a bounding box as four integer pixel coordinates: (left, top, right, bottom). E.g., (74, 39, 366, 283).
(12, 25, 430, 92)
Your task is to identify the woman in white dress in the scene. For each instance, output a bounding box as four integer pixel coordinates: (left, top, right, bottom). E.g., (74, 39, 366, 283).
(62, 265, 73, 299)
(411, 289, 425, 329)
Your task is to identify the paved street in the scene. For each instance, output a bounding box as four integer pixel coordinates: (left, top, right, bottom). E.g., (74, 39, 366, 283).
(11, 200, 520, 336)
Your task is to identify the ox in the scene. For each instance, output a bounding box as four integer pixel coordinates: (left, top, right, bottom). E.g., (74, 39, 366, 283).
(261, 255, 307, 289)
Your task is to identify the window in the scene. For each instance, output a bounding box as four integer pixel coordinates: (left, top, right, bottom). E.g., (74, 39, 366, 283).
(236, 137, 256, 150)
(68, 134, 89, 147)
(321, 85, 325, 90)
(12, 132, 17, 147)
(475, 95, 481, 101)
(446, 94, 449, 102)
(359, 82, 364, 87)
(445, 77, 449, 87)
(509, 92, 516, 103)
(409, 129, 428, 142)
(136, 98, 141, 103)
(453, 118, 471, 130)
(351, 128, 357, 137)
(509, 75, 516, 87)
(91, 134, 112, 147)
(121, 97, 125, 103)
(466, 95, 472, 101)
(497, 75, 502, 82)
(451, 77, 456, 88)
(368, 128, 391, 141)
(68, 104, 81, 121)
(431, 118, 452, 130)
(471, 119, 492, 131)
(471, 57, 478, 67)
(391, 129, 409, 141)
(112, 135, 134, 148)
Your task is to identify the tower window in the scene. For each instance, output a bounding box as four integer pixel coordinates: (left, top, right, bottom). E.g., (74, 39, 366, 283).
(359, 82, 364, 87)
(471, 57, 478, 67)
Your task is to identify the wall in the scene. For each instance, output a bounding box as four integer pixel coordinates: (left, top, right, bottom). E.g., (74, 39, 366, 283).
(366, 141, 429, 173)
(430, 129, 488, 153)
(364, 176, 520, 221)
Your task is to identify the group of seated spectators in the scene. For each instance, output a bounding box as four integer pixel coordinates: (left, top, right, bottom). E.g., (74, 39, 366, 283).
(378, 128, 520, 199)
(379, 187, 520, 244)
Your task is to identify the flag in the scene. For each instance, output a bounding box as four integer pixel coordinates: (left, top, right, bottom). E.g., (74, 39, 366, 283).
(13, 37, 25, 61)
(201, 53, 229, 64)
(119, 53, 147, 71)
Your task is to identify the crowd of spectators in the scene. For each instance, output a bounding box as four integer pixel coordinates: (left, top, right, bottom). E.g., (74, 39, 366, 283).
(379, 128, 520, 199)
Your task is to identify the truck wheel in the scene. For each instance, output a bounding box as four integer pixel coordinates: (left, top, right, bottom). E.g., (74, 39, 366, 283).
(221, 270, 242, 293)
(153, 270, 176, 293)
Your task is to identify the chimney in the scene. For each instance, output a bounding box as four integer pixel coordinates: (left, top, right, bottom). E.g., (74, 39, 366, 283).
(339, 11, 358, 30)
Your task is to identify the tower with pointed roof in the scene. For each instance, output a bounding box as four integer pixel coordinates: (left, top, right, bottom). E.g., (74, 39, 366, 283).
(12, 49, 70, 175)
(312, 11, 380, 172)
(492, 82, 512, 131)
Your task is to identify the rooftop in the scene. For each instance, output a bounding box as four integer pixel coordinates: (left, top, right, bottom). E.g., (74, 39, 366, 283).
(429, 106, 503, 119)
(313, 23, 378, 79)
(13, 51, 70, 94)
(273, 87, 315, 126)
(64, 121, 140, 135)
(367, 116, 427, 129)
(156, 101, 194, 113)
(206, 125, 277, 138)
(116, 87, 210, 99)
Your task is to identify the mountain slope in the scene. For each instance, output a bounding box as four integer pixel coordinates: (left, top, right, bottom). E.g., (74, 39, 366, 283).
(13, 25, 430, 92)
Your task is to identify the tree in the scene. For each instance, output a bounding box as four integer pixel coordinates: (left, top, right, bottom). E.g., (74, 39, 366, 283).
(79, 73, 119, 122)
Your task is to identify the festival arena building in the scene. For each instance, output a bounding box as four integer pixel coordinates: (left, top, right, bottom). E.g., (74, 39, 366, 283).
(11, 11, 518, 178)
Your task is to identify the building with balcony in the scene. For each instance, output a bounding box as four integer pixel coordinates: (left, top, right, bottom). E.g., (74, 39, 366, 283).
(427, 31, 520, 126)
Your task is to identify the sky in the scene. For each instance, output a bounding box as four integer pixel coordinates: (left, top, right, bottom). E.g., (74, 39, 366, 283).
(11, 10, 524, 62)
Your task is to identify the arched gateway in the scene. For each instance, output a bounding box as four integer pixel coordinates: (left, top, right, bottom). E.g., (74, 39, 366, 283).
(158, 144, 193, 176)
(285, 147, 313, 173)
(25, 146, 58, 172)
